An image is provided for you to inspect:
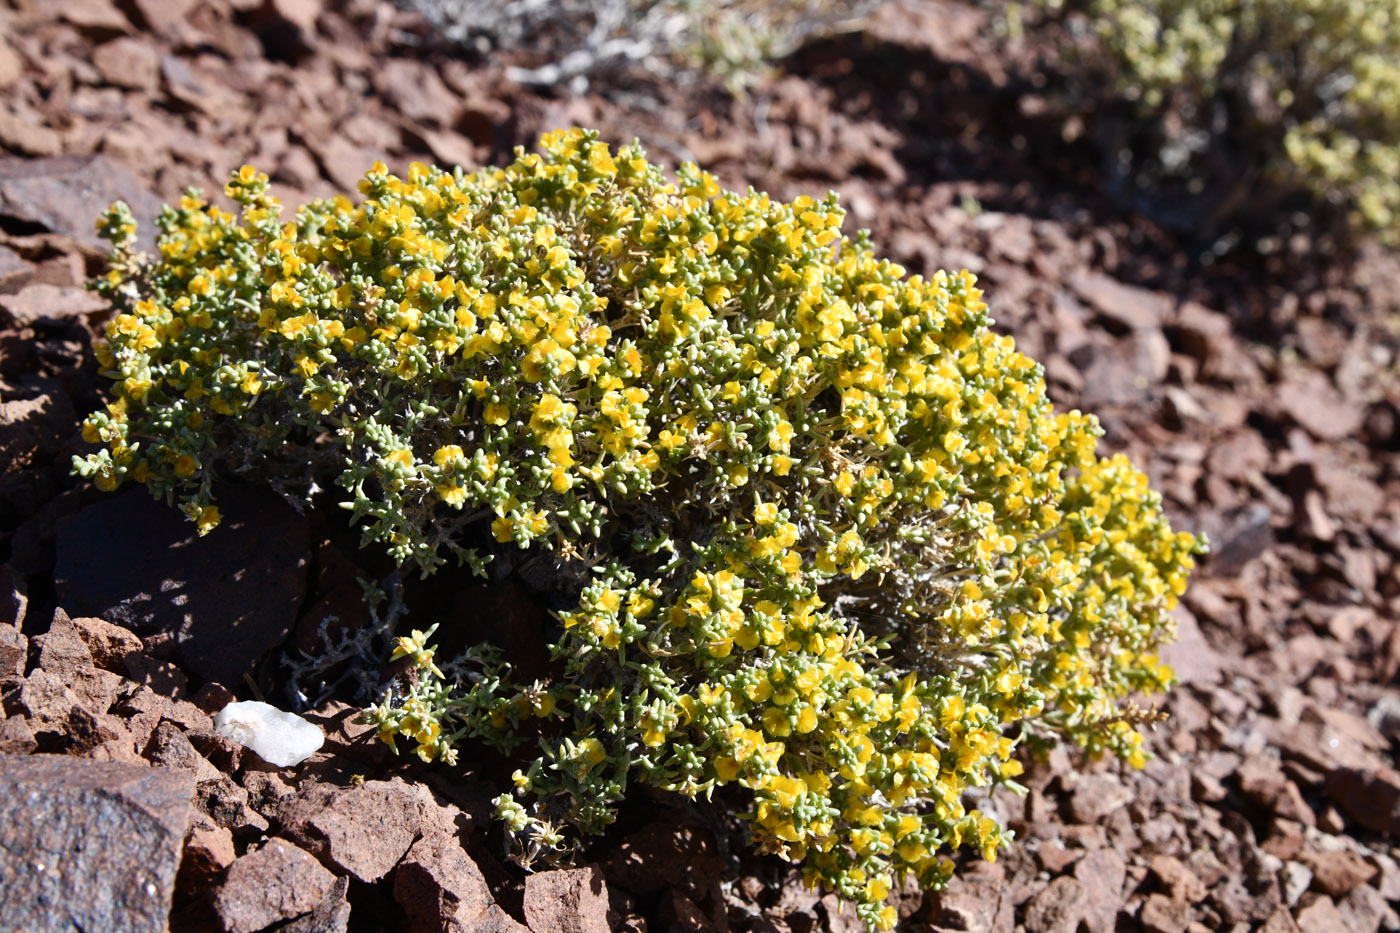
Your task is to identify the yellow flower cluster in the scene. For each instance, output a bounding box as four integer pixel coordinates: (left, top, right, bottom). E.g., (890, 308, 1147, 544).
(1041, 0, 1400, 239)
(76, 128, 1203, 930)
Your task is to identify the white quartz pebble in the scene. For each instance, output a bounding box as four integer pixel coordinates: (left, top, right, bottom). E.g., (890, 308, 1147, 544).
(213, 700, 324, 767)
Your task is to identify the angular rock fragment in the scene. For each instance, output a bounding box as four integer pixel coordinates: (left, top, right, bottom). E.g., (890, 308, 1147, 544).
(523, 867, 610, 933)
(280, 876, 352, 933)
(0, 621, 25, 676)
(213, 838, 338, 933)
(196, 773, 270, 838)
(145, 720, 222, 782)
(394, 834, 521, 932)
(1074, 848, 1125, 933)
(0, 755, 193, 933)
(280, 778, 463, 883)
(0, 715, 37, 754)
(63, 612, 143, 673)
(1023, 875, 1086, 933)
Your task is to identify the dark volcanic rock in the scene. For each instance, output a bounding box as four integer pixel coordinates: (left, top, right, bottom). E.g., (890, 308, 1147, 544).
(53, 485, 311, 685)
(0, 755, 194, 933)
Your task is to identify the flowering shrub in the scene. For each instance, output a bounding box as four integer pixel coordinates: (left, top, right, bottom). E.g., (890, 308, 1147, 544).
(76, 128, 1203, 930)
(1026, 0, 1400, 242)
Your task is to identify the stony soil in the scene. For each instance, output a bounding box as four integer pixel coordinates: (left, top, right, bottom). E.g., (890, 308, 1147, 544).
(1, 1, 1399, 931)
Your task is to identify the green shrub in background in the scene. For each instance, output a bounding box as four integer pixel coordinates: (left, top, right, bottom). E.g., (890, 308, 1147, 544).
(76, 129, 1203, 930)
(402, 0, 880, 92)
(1022, 0, 1400, 244)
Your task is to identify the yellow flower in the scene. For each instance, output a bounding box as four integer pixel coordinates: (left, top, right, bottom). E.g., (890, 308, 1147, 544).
(577, 737, 606, 765)
(437, 484, 467, 507)
(194, 505, 220, 536)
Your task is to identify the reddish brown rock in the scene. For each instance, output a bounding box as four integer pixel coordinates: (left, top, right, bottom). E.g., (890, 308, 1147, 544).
(1074, 847, 1125, 933)
(0, 113, 63, 158)
(66, 704, 137, 757)
(0, 715, 37, 754)
(123, 652, 190, 697)
(1066, 772, 1134, 824)
(91, 37, 161, 92)
(176, 819, 237, 898)
(197, 773, 271, 838)
(1336, 883, 1386, 933)
(259, 0, 324, 41)
(144, 720, 222, 783)
(58, 0, 131, 35)
(1159, 606, 1221, 686)
(1259, 907, 1302, 933)
(376, 59, 460, 127)
(0, 283, 107, 325)
(1148, 855, 1206, 904)
(31, 612, 98, 674)
(1140, 893, 1190, 933)
(0, 755, 193, 932)
(523, 867, 610, 933)
(1299, 847, 1378, 898)
(394, 833, 523, 932)
(925, 875, 1016, 933)
(1277, 371, 1365, 442)
(10, 669, 81, 727)
(1325, 766, 1400, 834)
(307, 135, 389, 194)
(598, 822, 724, 912)
(1023, 875, 1086, 933)
(213, 838, 338, 933)
(1294, 895, 1347, 933)
(115, 685, 213, 751)
(281, 778, 463, 883)
(1069, 271, 1170, 331)
(277, 875, 351, 933)
(0, 36, 22, 90)
(1273, 717, 1383, 774)
(63, 613, 143, 673)
(1235, 755, 1316, 826)
(0, 622, 25, 677)
(0, 379, 79, 517)
(417, 127, 478, 172)
(126, 0, 199, 34)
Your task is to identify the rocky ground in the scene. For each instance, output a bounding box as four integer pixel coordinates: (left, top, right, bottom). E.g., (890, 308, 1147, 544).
(1, 0, 1399, 931)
